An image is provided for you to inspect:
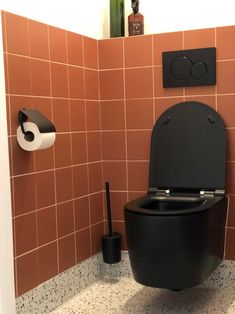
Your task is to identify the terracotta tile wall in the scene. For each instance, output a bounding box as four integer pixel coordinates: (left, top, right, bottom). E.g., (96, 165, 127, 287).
(98, 27, 235, 260)
(1, 11, 104, 297)
(2, 10, 235, 297)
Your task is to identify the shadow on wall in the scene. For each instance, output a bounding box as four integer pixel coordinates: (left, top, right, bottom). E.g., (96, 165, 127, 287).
(123, 286, 235, 313)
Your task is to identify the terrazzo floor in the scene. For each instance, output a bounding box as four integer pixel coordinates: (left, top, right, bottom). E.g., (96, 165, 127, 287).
(51, 277, 235, 314)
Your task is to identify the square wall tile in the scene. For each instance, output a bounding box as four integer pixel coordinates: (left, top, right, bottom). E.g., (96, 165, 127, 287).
(30, 59, 51, 97)
(102, 131, 126, 160)
(5, 12, 29, 55)
(16, 251, 39, 296)
(70, 100, 86, 132)
(29, 19, 49, 60)
(11, 137, 35, 175)
(227, 129, 235, 161)
(37, 206, 57, 246)
(90, 192, 103, 225)
(4, 54, 9, 94)
(227, 196, 235, 228)
(128, 161, 149, 191)
(217, 26, 235, 60)
(124, 35, 152, 67)
(8, 54, 31, 95)
(55, 168, 73, 203)
(68, 66, 84, 99)
(14, 174, 36, 216)
(86, 101, 101, 131)
(184, 28, 215, 49)
(1, 12, 7, 52)
(125, 67, 153, 99)
(57, 201, 75, 237)
(107, 192, 127, 221)
(155, 97, 184, 119)
(58, 234, 76, 272)
(87, 132, 102, 162)
(74, 196, 90, 231)
(91, 222, 104, 255)
(101, 100, 125, 130)
(9, 96, 32, 135)
(127, 130, 151, 160)
(102, 162, 127, 190)
(100, 70, 124, 100)
(217, 61, 235, 94)
(35, 148, 54, 172)
(154, 66, 183, 97)
(99, 38, 123, 69)
(15, 212, 37, 256)
(185, 85, 216, 96)
(71, 133, 87, 165)
(226, 162, 235, 194)
(55, 134, 72, 168)
(153, 31, 183, 65)
(88, 162, 102, 193)
(31, 97, 52, 120)
(84, 69, 99, 100)
(35, 171, 55, 209)
(126, 99, 154, 130)
(184, 96, 216, 110)
(67, 31, 83, 66)
(76, 228, 91, 263)
(38, 242, 58, 284)
(52, 98, 70, 132)
(49, 26, 67, 63)
(73, 165, 89, 198)
(217, 95, 235, 128)
(83, 36, 98, 69)
(225, 228, 235, 260)
(50, 63, 68, 97)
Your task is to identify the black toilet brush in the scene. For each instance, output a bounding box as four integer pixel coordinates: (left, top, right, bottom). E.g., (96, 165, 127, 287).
(101, 182, 121, 264)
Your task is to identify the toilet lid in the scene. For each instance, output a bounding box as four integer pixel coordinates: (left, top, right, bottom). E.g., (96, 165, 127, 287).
(149, 101, 227, 191)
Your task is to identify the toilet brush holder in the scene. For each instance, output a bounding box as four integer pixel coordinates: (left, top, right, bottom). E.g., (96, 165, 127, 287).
(101, 182, 121, 264)
(102, 232, 121, 264)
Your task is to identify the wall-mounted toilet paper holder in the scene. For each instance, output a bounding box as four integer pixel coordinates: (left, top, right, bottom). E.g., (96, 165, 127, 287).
(19, 109, 56, 142)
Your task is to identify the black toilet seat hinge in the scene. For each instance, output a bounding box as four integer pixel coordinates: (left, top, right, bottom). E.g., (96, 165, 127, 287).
(200, 189, 225, 197)
(148, 187, 170, 196)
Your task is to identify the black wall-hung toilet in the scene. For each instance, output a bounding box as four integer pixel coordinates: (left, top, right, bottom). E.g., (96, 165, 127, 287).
(124, 101, 228, 290)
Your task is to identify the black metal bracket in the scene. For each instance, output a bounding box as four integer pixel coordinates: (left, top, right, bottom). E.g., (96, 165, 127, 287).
(18, 109, 56, 135)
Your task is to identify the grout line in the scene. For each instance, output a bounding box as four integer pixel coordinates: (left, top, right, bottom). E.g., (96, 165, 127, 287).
(14, 222, 102, 260)
(5, 51, 98, 71)
(215, 27, 218, 112)
(13, 191, 103, 219)
(122, 37, 129, 202)
(47, 24, 60, 274)
(151, 34, 156, 124)
(65, 30, 77, 265)
(82, 36, 93, 258)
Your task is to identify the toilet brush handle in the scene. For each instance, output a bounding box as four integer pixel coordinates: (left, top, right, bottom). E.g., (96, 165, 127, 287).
(105, 182, 113, 236)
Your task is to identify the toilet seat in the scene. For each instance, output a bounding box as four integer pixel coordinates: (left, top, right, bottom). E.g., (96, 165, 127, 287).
(125, 193, 224, 216)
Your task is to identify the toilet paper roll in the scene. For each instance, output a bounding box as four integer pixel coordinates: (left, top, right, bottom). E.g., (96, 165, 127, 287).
(17, 122, 56, 151)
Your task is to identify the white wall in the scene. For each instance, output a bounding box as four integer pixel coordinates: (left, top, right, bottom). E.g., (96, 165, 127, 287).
(0, 13, 16, 314)
(102, 0, 235, 38)
(1, 0, 234, 39)
(0, 0, 106, 39)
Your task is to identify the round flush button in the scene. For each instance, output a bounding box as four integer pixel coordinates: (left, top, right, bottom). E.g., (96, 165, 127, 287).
(192, 62, 207, 79)
(170, 56, 192, 80)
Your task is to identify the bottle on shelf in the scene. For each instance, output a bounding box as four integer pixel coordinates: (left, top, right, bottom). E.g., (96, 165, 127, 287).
(110, 0, 125, 38)
(128, 0, 144, 36)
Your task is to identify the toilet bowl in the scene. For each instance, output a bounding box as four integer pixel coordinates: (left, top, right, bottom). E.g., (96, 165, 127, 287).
(124, 101, 228, 290)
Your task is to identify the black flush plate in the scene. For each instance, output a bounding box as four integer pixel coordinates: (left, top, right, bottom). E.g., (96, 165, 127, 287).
(162, 47, 216, 88)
